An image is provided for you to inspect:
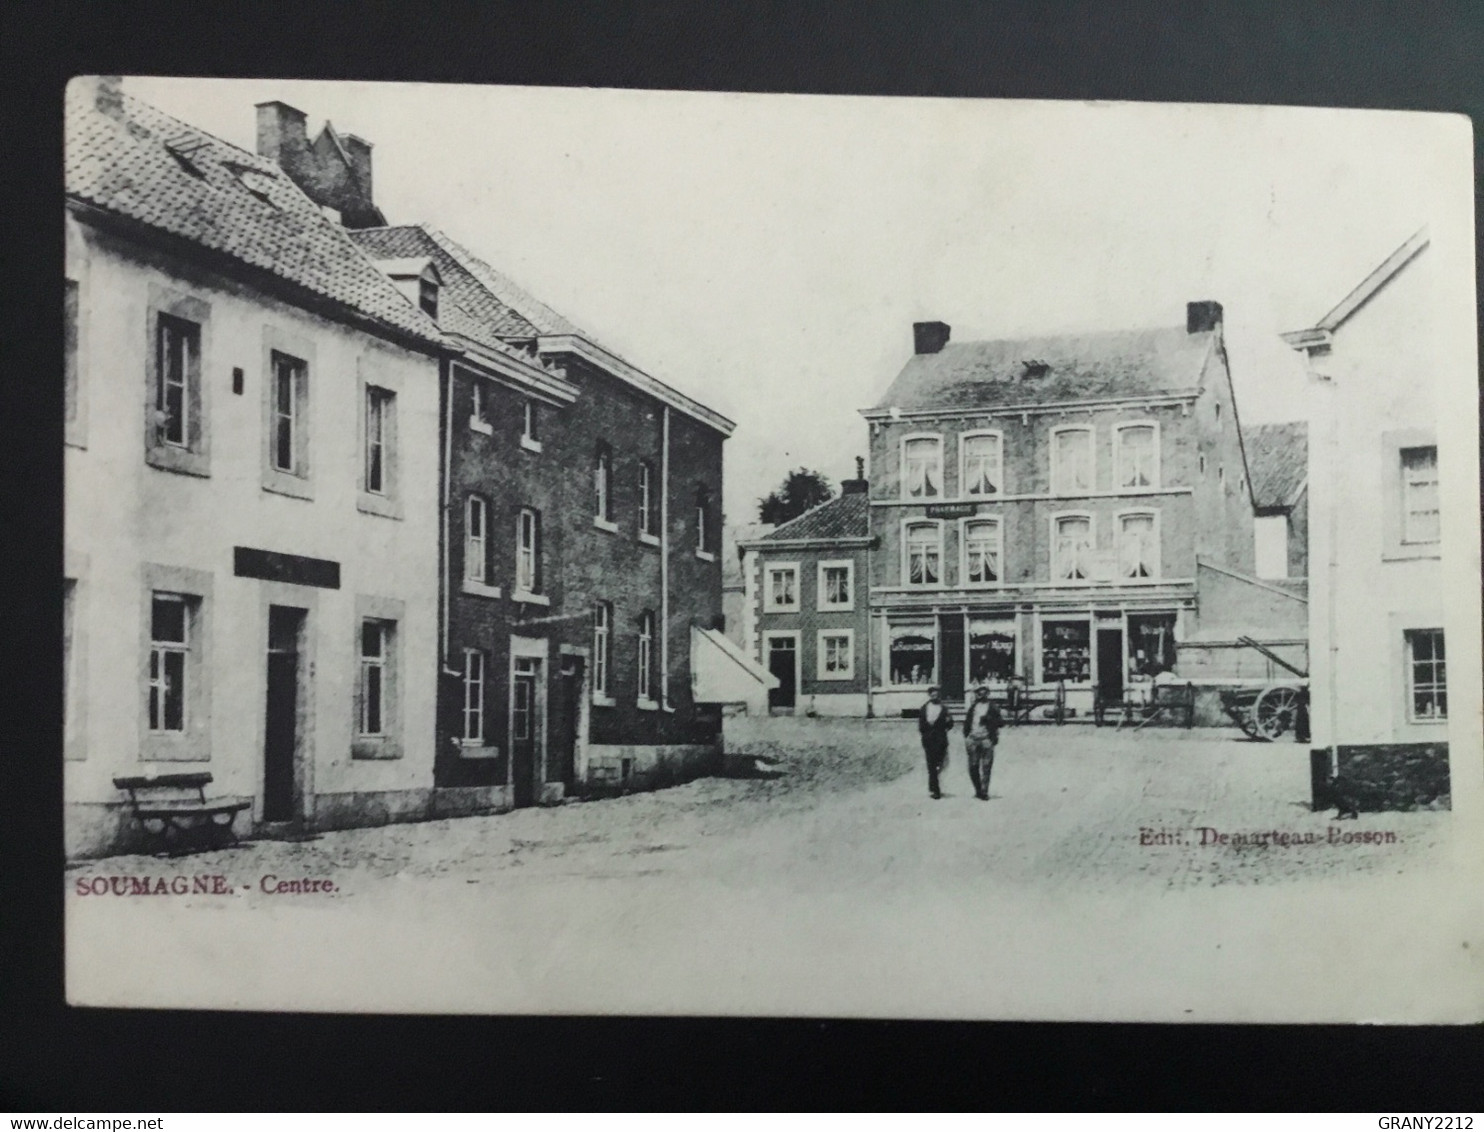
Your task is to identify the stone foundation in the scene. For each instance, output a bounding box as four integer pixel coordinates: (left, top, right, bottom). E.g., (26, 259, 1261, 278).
(583, 742, 720, 794)
(1310, 742, 1451, 813)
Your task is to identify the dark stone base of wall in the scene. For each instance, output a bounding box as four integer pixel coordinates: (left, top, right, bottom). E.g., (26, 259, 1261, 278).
(1310, 743, 1451, 813)
(582, 742, 721, 797)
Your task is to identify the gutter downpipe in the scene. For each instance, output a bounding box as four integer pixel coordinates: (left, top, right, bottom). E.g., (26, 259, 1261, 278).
(440, 359, 459, 676)
(661, 405, 671, 711)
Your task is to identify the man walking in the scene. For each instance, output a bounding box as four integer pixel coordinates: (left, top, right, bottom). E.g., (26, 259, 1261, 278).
(917, 685, 953, 799)
(963, 684, 1002, 801)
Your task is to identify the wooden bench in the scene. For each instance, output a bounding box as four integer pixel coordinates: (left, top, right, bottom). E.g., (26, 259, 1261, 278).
(113, 773, 250, 856)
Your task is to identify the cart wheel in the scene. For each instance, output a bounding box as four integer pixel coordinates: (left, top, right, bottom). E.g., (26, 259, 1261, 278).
(1053, 681, 1067, 725)
(1254, 685, 1300, 741)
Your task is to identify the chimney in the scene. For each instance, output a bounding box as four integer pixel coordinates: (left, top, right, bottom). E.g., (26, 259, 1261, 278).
(913, 321, 951, 355)
(255, 101, 309, 170)
(343, 133, 374, 202)
(841, 456, 869, 494)
(1186, 301, 1223, 335)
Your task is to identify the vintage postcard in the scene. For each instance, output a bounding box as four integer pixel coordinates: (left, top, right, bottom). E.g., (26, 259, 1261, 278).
(63, 77, 1482, 1021)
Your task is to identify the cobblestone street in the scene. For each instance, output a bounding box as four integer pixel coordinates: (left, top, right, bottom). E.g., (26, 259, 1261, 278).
(72, 717, 1446, 896)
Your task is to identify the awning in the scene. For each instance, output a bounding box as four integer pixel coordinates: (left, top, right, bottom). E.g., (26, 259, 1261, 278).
(691, 626, 778, 705)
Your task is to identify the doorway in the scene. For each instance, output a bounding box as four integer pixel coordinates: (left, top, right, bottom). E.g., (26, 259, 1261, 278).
(263, 605, 306, 823)
(1096, 628, 1125, 703)
(767, 635, 797, 711)
(511, 656, 543, 807)
(554, 655, 586, 791)
(939, 614, 965, 701)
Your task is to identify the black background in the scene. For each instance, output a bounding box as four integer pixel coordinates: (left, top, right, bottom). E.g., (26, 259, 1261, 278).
(4, 0, 1483, 1111)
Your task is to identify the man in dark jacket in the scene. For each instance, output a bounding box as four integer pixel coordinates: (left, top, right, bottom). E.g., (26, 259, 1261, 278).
(917, 685, 953, 799)
(963, 684, 1003, 801)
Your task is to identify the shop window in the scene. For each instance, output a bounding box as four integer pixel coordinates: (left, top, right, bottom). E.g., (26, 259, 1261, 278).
(901, 435, 943, 498)
(1406, 628, 1447, 722)
(889, 621, 936, 686)
(1127, 613, 1177, 681)
(960, 431, 1002, 496)
(904, 522, 941, 586)
(1041, 620, 1091, 684)
(968, 618, 1017, 684)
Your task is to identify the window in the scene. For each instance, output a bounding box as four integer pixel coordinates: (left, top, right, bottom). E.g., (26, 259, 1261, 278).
(593, 601, 613, 698)
(148, 594, 190, 733)
(818, 561, 854, 610)
(695, 486, 714, 556)
(960, 432, 1002, 496)
(901, 435, 943, 498)
(1041, 620, 1091, 684)
(359, 620, 390, 736)
(364, 387, 393, 495)
(155, 314, 200, 450)
(1053, 515, 1093, 582)
(764, 563, 800, 611)
(523, 400, 540, 445)
(1051, 427, 1094, 494)
(418, 277, 439, 320)
(1199, 453, 1206, 477)
(465, 496, 489, 583)
(460, 649, 485, 743)
(905, 522, 942, 586)
(1118, 512, 1158, 579)
(594, 443, 614, 524)
(270, 352, 307, 475)
(962, 519, 1001, 586)
(818, 630, 855, 681)
(889, 621, 935, 686)
(638, 611, 655, 702)
(1407, 629, 1447, 722)
(1401, 446, 1440, 544)
(470, 379, 492, 432)
(1115, 423, 1158, 488)
(1128, 613, 1177, 680)
(639, 461, 658, 539)
(516, 508, 541, 594)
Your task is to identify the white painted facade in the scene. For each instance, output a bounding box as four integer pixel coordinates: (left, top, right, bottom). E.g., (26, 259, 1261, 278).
(1295, 234, 1453, 755)
(64, 214, 442, 856)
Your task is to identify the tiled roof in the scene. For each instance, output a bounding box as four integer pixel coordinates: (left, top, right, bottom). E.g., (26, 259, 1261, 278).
(426, 228, 588, 338)
(759, 492, 869, 543)
(1244, 421, 1308, 510)
(871, 326, 1214, 412)
(64, 81, 446, 350)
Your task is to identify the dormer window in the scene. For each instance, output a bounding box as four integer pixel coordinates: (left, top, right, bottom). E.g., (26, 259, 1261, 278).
(418, 277, 438, 320)
(224, 162, 281, 207)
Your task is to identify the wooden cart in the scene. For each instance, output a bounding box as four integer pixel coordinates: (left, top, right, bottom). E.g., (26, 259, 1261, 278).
(1217, 637, 1309, 742)
(1002, 678, 1067, 725)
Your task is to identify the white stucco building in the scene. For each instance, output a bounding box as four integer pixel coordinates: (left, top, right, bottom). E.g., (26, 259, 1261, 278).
(1284, 227, 1455, 809)
(64, 79, 449, 855)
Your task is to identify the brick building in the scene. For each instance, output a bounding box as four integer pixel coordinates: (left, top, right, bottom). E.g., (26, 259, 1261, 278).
(737, 475, 873, 716)
(256, 100, 748, 802)
(64, 80, 449, 855)
(859, 305, 1259, 719)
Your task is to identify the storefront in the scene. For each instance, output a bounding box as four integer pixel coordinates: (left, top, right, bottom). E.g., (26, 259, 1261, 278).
(873, 603, 1182, 717)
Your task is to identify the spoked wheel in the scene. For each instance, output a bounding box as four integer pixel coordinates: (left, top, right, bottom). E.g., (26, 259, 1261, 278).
(1052, 681, 1067, 725)
(1253, 685, 1300, 741)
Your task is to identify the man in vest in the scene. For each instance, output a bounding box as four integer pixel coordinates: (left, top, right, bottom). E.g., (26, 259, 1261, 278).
(963, 684, 1003, 801)
(917, 685, 953, 800)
